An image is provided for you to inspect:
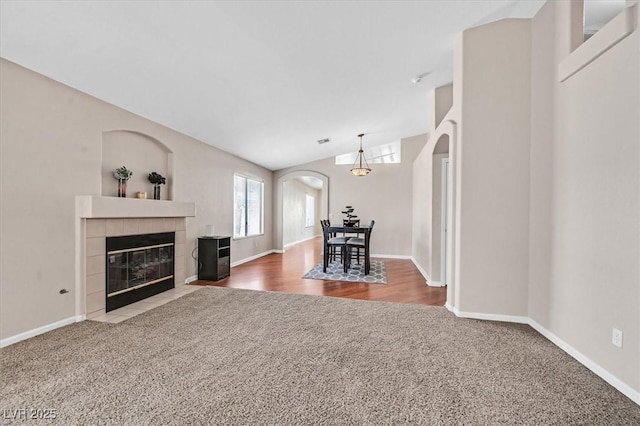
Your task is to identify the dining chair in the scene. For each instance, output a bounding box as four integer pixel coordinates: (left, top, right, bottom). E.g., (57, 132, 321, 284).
(321, 220, 347, 271)
(320, 220, 337, 261)
(345, 219, 375, 272)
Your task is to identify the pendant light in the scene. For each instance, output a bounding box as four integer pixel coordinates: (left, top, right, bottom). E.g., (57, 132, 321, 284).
(350, 133, 371, 176)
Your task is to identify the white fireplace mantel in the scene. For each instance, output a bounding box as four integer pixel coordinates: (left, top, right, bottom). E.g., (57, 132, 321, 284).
(76, 195, 196, 218)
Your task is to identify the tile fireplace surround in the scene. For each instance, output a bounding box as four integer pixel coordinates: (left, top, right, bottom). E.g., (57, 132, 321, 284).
(76, 196, 196, 319)
(85, 217, 186, 317)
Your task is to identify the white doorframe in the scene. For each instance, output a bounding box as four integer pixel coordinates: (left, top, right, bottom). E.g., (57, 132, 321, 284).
(440, 158, 450, 286)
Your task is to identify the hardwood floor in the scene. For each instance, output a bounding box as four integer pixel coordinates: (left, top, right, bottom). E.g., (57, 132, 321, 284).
(192, 237, 447, 306)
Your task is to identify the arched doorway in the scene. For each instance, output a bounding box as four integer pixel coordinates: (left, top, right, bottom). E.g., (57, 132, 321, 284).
(424, 120, 458, 312)
(275, 171, 329, 252)
(431, 135, 450, 286)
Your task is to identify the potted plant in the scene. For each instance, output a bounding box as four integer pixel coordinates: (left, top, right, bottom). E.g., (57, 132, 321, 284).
(148, 172, 166, 200)
(341, 206, 358, 227)
(113, 166, 133, 197)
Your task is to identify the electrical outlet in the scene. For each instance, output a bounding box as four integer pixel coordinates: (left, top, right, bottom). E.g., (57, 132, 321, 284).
(612, 328, 623, 348)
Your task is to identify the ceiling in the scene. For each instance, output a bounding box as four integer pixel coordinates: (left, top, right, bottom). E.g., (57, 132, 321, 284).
(0, 0, 624, 170)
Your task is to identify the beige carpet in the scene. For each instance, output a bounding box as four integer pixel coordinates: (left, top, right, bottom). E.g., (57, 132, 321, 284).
(1, 287, 639, 425)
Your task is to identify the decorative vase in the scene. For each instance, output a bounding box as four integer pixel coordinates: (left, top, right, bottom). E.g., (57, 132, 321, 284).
(153, 184, 161, 200)
(118, 179, 127, 198)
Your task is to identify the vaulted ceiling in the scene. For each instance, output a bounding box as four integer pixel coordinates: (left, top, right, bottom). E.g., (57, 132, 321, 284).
(0, 1, 623, 170)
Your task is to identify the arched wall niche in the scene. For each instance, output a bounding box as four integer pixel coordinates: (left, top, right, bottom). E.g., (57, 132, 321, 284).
(275, 170, 329, 252)
(101, 130, 175, 200)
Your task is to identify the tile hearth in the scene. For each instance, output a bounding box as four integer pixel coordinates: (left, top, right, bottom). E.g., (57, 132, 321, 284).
(87, 285, 201, 323)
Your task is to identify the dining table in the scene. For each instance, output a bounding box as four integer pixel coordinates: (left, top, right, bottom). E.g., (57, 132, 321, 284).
(322, 225, 372, 275)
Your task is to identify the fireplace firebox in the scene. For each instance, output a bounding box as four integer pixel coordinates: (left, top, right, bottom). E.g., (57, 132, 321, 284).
(105, 232, 175, 312)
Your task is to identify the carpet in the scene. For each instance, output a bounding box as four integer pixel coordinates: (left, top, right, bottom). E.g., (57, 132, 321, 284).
(302, 260, 387, 283)
(1, 287, 639, 425)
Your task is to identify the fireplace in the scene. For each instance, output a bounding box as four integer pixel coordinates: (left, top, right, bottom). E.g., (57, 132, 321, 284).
(78, 198, 194, 319)
(106, 232, 175, 312)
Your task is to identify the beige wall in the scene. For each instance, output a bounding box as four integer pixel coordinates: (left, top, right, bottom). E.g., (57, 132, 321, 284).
(528, 0, 559, 327)
(0, 59, 273, 340)
(455, 19, 532, 316)
(275, 134, 427, 257)
(530, 0, 639, 394)
(412, 140, 434, 277)
(431, 84, 454, 132)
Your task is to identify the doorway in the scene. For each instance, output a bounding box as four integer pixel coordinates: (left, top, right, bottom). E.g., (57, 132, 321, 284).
(441, 158, 450, 286)
(275, 171, 329, 252)
(282, 176, 323, 249)
(431, 135, 449, 286)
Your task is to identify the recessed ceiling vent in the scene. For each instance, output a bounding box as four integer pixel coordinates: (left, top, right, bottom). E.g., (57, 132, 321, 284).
(411, 71, 431, 84)
(317, 138, 330, 145)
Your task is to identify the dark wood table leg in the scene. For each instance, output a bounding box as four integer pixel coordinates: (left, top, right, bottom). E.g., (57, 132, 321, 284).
(343, 245, 350, 273)
(323, 234, 329, 273)
(365, 250, 370, 274)
(364, 230, 371, 274)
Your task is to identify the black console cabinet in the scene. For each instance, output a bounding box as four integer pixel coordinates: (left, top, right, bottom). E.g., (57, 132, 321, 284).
(198, 236, 231, 281)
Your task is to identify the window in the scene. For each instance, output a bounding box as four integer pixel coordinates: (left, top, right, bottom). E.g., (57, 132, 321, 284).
(583, 1, 625, 41)
(305, 194, 315, 227)
(234, 175, 263, 238)
(335, 140, 402, 165)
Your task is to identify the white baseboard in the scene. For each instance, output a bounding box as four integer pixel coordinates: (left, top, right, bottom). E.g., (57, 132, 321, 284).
(528, 319, 640, 405)
(372, 253, 412, 259)
(231, 249, 278, 267)
(185, 275, 198, 284)
(451, 307, 529, 324)
(450, 308, 640, 405)
(0, 315, 83, 348)
(284, 235, 321, 250)
(410, 257, 445, 287)
(410, 256, 429, 284)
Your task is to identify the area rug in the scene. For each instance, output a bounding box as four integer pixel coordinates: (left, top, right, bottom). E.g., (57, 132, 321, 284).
(302, 259, 387, 283)
(2, 287, 639, 425)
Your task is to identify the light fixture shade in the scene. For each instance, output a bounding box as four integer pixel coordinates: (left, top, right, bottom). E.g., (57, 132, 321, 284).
(350, 134, 371, 176)
(351, 165, 371, 176)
